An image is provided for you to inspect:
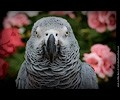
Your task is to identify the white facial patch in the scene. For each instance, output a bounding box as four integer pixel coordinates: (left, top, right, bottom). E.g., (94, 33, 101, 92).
(36, 27, 41, 33)
(34, 38, 44, 49)
(35, 26, 69, 48)
(62, 26, 68, 32)
(44, 29, 59, 45)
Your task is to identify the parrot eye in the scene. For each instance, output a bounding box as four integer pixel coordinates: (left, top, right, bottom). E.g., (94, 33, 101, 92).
(65, 31, 69, 36)
(66, 32, 69, 34)
(35, 31, 37, 34)
(56, 33, 58, 36)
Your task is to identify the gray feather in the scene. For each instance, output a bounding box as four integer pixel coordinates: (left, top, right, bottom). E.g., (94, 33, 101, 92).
(16, 17, 98, 89)
(79, 62, 98, 89)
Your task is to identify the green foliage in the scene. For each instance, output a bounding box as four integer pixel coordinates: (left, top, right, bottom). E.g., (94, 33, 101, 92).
(6, 11, 116, 77)
(4, 11, 116, 86)
(5, 50, 25, 79)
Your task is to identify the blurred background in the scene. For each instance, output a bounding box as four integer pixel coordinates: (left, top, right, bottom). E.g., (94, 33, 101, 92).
(0, 11, 117, 89)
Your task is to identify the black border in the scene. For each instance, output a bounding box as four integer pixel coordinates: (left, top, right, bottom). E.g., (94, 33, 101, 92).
(0, 0, 119, 97)
(0, 0, 119, 10)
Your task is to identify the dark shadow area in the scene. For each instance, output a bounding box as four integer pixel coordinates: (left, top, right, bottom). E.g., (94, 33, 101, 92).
(0, 78, 16, 89)
(0, 11, 7, 30)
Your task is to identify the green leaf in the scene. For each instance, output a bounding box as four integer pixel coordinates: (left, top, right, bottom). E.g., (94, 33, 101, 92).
(5, 51, 25, 79)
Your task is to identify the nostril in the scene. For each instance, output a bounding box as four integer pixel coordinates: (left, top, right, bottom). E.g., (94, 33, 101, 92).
(46, 33, 48, 36)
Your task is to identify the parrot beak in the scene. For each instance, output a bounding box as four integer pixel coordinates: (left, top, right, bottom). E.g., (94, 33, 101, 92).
(46, 34, 57, 63)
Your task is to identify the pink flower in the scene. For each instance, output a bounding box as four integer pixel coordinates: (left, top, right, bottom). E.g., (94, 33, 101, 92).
(87, 11, 106, 33)
(7, 11, 41, 17)
(49, 11, 75, 18)
(105, 11, 116, 31)
(83, 53, 104, 76)
(98, 11, 108, 23)
(95, 23, 106, 33)
(87, 11, 116, 33)
(0, 58, 9, 79)
(91, 44, 110, 59)
(83, 44, 116, 79)
(3, 13, 30, 28)
(0, 28, 25, 57)
(87, 11, 100, 29)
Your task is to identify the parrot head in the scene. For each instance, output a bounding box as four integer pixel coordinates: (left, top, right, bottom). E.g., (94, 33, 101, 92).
(28, 17, 79, 63)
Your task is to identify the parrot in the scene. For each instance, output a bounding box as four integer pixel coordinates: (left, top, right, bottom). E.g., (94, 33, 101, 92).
(16, 16, 98, 89)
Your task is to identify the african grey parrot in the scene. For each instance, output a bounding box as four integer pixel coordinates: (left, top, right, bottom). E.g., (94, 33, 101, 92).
(16, 17, 98, 89)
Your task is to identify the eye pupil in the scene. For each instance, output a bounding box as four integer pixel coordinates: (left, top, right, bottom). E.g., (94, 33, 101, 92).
(46, 33, 48, 36)
(36, 31, 37, 34)
(56, 33, 58, 36)
(66, 32, 69, 34)
(65, 32, 69, 37)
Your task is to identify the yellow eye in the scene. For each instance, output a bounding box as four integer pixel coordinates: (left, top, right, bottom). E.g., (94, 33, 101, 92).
(65, 31, 69, 36)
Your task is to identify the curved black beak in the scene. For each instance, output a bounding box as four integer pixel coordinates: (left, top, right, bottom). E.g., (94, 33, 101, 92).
(46, 34, 57, 63)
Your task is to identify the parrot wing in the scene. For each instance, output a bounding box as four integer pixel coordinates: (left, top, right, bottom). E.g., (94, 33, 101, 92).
(79, 62, 99, 89)
(15, 61, 27, 89)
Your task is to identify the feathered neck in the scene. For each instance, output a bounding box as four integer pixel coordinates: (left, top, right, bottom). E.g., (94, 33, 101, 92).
(25, 41, 82, 89)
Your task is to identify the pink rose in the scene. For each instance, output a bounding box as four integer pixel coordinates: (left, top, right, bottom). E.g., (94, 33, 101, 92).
(87, 11, 100, 29)
(98, 11, 108, 23)
(0, 58, 9, 79)
(83, 53, 104, 76)
(0, 28, 25, 57)
(95, 23, 106, 33)
(91, 44, 110, 59)
(87, 11, 116, 33)
(3, 13, 30, 28)
(83, 44, 116, 79)
(7, 11, 40, 17)
(87, 11, 106, 33)
(105, 11, 116, 31)
(91, 44, 116, 66)
(49, 11, 75, 18)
